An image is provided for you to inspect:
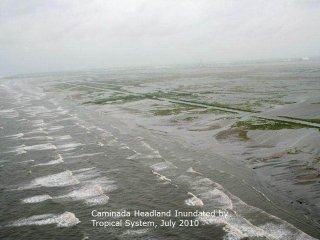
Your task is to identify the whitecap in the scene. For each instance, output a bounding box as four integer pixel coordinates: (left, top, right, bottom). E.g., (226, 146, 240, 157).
(153, 171, 171, 182)
(22, 136, 53, 141)
(25, 127, 47, 134)
(0, 133, 24, 139)
(186, 167, 202, 175)
(35, 154, 64, 166)
(23, 143, 57, 151)
(57, 185, 109, 206)
(127, 151, 162, 160)
(47, 126, 64, 131)
(150, 161, 176, 172)
(122, 229, 149, 236)
(32, 119, 45, 127)
(54, 135, 72, 141)
(8, 212, 80, 228)
(18, 159, 35, 164)
(185, 192, 204, 207)
(200, 189, 233, 210)
(57, 143, 83, 149)
(21, 170, 79, 189)
(72, 167, 96, 173)
(22, 194, 52, 203)
(0, 109, 18, 118)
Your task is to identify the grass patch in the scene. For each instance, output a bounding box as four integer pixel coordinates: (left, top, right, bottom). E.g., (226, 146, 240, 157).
(230, 87, 251, 93)
(238, 129, 249, 140)
(167, 99, 258, 113)
(233, 118, 307, 131)
(83, 94, 148, 104)
(313, 157, 320, 164)
(151, 104, 198, 116)
(183, 116, 198, 121)
(279, 116, 320, 125)
(196, 108, 233, 114)
(232, 118, 309, 140)
(286, 148, 300, 154)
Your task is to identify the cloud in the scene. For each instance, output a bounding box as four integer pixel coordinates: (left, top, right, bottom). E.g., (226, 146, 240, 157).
(1, 0, 320, 74)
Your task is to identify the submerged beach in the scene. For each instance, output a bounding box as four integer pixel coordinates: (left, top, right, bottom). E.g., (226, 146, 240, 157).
(0, 60, 320, 239)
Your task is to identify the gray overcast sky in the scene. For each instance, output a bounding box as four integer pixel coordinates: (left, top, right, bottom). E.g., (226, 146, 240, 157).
(1, 0, 320, 75)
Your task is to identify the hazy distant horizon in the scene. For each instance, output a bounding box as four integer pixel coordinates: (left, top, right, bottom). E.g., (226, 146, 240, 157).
(2, 56, 320, 78)
(1, 0, 320, 76)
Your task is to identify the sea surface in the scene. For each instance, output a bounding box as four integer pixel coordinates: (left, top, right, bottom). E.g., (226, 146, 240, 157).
(1, 60, 320, 239)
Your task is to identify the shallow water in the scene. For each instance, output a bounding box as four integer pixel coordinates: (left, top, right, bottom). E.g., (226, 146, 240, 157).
(1, 61, 320, 239)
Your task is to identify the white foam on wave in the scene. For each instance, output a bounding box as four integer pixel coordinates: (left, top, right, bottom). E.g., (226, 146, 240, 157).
(8, 212, 80, 228)
(179, 175, 316, 240)
(52, 117, 75, 123)
(22, 194, 52, 203)
(23, 106, 51, 117)
(72, 167, 96, 173)
(150, 161, 176, 172)
(54, 168, 117, 206)
(259, 223, 315, 240)
(9, 143, 56, 154)
(20, 170, 79, 189)
(141, 141, 155, 151)
(57, 143, 83, 149)
(152, 171, 171, 183)
(73, 168, 117, 189)
(185, 192, 204, 207)
(107, 138, 118, 146)
(23, 143, 57, 151)
(57, 142, 84, 152)
(127, 150, 162, 160)
(25, 127, 48, 134)
(18, 159, 35, 164)
(1, 133, 24, 139)
(0, 109, 18, 118)
(23, 136, 53, 141)
(186, 167, 202, 175)
(6, 145, 26, 155)
(32, 119, 45, 127)
(73, 170, 100, 181)
(200, 189, 233, 210)
(47, 125, 64, 131)
(64, 152, 104, 159)
(141, 142, 162, 158)
(35, 154, 64, 166)
(54, 135, 73, 140)
(57, 185, 109, 206)
(58, 110, 69, 115)
(19, 167, 116, 206)
(96, 127, 113, 136)
(122, 229, 149, 236)
(22, 136, 53, 141)
(120, 145, 130, 150)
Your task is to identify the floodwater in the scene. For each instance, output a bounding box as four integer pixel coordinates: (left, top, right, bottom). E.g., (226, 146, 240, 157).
(0, 60, 320, 239)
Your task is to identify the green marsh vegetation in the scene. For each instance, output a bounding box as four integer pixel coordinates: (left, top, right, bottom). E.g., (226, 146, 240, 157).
(233, 118, 311, 131)
(313, 156, 320, 164)
(192, 108, 233, 114)
(279, 116, 320, 125)
(151, 104, 199, 116)
(83, 94, 150, 104)
(232, 118, 315, 141)
(166, 99, 258, 112)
